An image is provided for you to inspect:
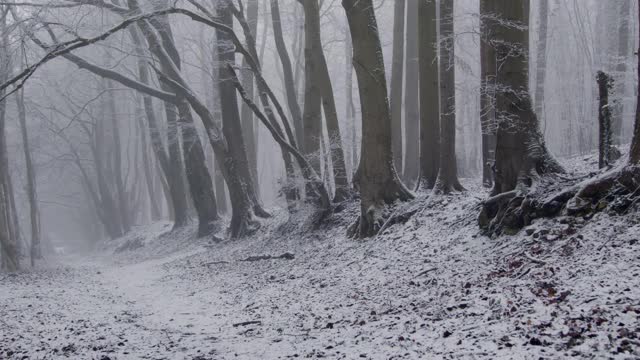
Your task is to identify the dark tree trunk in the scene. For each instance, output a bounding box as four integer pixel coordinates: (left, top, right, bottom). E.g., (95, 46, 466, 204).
(491, 0, 563, 195)
(240, 0, 259, 196)
(418, 0, 440, 190)
(480, 0, 498, 188)
(597, 71, 614, 169)
(434, 0, 464, 194)
(342, 0, 414, 238)
(390, 0, 405, 174)
(302, 0, 323, 176)
(137, 6, 220, 235)
(630, 0, 640, 165)
(403, 0, 420, 188)
(128, 24, 188, 227)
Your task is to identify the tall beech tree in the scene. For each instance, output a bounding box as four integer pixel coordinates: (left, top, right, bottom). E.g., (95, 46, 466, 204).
(490, 0, 563, 195)
(434, 0, 464, 194)
(343, 0, 413, 238)
(418, 0, 440, 190)
(480, 0, 497, 188)
(403, 0, 420, 187)
(390, 0, 405, 174)
(299, 0, 350, 202)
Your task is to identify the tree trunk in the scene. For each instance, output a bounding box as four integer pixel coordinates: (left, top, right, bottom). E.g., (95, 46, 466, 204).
(342, 0, 414, 238)
(134, 95, 162, 221)
(630, 0, 640, 165)
(597, 71, 614, 168)
(302, 0, 323, 176)
(403, 0, 420, 188)
(480, 0, 498, 188)
(390, 0, 405, 174)
(240, 0, 259, 197)
(345, 22, 358, 178)
(302, 0, 350, 202)
(271, 0, 304, 149)
(16, 89, 41, 265)
(128, 24, 188, 227)
(491, 0, 563, 195)
(418, 0, 440, 190)
(533, 0, 548, 121)
(613, 0, 631, 145)
(138, 6, 220, 235)
(434, 0, 464, 194)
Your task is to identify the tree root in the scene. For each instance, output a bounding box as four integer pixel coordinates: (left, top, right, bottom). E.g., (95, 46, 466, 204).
(480, 166, 640, 236)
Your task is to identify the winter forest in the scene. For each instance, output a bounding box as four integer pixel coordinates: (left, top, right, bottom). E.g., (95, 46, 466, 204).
(1, 0, 640, 358)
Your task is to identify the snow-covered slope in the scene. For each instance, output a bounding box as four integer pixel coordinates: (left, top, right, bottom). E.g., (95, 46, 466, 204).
(1, 153, 639, 359)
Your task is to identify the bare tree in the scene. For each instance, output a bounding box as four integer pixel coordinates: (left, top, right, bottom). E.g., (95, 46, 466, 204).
(480, 0, 497, 188)
(343, 0, 413, 238)
(300, 0, 350, 202)
(434, 0, 464, 194)
(490, 0, 563, 195)
(631, 0, 640, 164)
(418, 0, 440, 190)
(390, 0, 405, 174)
(403, 0, 419, 187)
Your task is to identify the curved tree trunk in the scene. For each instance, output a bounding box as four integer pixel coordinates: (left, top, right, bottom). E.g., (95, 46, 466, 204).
(302, 0, 350, 202)
(137, 5, 220, 235)
(491, 0, 563, 195)
(271, 0, 304, 150)
(390, 0, 405, 175)
(434, 0, 464, 194)
(418, 0, 440, 190)
(403, 0, 420, 188)
(343, 0, 414, 238)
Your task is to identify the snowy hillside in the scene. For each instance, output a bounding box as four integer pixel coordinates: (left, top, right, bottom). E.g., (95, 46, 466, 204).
(1, 152, 639, 360)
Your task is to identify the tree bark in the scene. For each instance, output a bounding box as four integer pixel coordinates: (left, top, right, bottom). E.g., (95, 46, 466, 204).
(434, 0, 464, 194)
(480, 0, 498, 188)
(597, 71, 614, 168)
(403, 0, 420, 188)
(301, 0, 323, 176)
(491, 0, 563, 195)
(342, 0, 414, 238)
(137, 5, 220, 235)
(630, 0, 640, 165)
(240, 0, 259, 196)
(390, 0, 405, 174)
(418, 0, 440, 190)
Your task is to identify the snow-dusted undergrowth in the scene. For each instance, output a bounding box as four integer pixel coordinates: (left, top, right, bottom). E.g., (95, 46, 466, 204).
(1, 154, 639, 359)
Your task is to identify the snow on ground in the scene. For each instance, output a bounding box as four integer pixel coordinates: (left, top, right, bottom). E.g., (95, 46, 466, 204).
(1, 154, 639, 359)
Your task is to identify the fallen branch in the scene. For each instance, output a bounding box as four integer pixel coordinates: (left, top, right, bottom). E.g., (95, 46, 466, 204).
(239, 253, 295, 262)
(232, 320, 262, 327)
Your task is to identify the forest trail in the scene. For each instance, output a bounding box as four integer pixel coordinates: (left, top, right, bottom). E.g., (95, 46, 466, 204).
(2, 183, 640, 359)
